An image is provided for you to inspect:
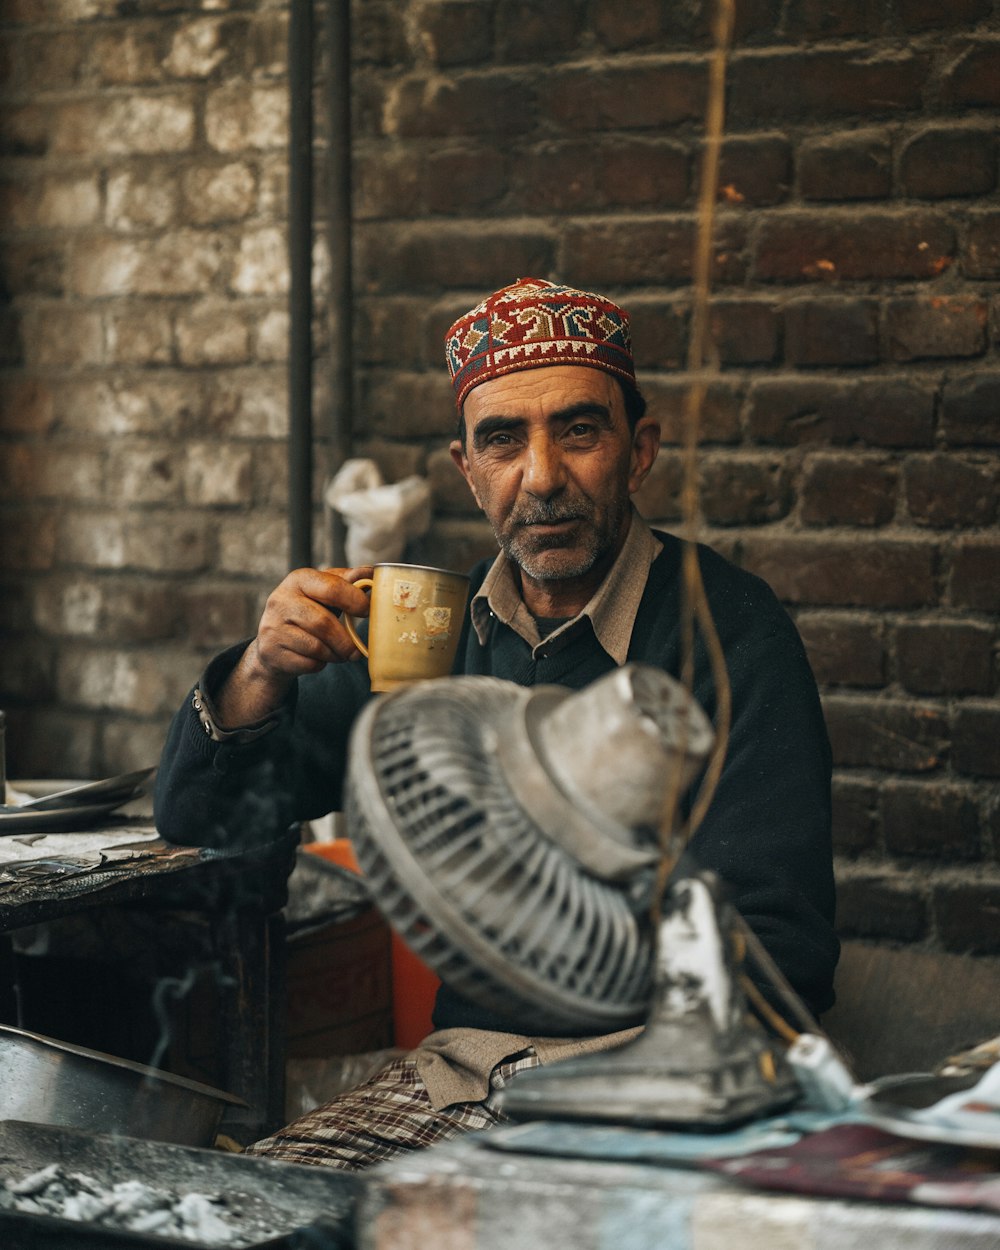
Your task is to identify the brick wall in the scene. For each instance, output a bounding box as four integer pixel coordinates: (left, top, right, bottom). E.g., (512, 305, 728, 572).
(1, 0, 998, 960)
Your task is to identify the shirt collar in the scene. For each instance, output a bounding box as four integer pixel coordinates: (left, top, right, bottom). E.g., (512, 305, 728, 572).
(470, 509, 662, 664)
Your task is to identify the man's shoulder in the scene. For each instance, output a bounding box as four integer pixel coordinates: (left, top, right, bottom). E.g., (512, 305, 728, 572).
(648, 528, 777, 602)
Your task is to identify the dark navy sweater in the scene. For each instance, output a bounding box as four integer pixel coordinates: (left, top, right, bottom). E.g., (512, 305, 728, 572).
(155, 531, 838, 1021)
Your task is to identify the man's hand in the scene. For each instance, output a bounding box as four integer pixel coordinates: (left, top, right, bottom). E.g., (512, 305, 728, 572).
(215, 566, 373, 727)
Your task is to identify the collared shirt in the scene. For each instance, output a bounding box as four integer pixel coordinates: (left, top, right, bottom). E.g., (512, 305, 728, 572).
(470, 508, 663, 664)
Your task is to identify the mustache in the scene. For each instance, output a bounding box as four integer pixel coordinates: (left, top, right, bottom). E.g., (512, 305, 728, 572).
(512, 501, 583, 526)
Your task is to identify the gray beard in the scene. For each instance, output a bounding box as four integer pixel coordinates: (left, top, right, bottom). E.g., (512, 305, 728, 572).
(497, 497, 628, 582)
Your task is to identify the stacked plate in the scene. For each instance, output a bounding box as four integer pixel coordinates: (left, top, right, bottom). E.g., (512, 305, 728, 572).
(0, 768, 156, 834)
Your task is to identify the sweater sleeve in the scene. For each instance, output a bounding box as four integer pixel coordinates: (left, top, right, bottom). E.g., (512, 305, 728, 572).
(153, 643, 372, 851)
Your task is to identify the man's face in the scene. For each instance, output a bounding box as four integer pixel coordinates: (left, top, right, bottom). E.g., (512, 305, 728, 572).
(449, 366, 659, 590)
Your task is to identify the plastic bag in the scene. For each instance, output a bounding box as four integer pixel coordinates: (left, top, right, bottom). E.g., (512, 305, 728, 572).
(324, 459, 432, 566)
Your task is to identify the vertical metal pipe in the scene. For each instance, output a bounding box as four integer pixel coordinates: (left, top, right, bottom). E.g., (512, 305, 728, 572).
(288, 0, 314, 570)
(324, 0, 353, 568)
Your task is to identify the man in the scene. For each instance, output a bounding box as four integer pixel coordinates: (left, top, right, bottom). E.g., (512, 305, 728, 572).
(155, 277, 838, 1169)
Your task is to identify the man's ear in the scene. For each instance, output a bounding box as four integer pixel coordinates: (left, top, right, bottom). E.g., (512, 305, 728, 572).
(627, 415, 661, 495)
(449, 439, 483, 510)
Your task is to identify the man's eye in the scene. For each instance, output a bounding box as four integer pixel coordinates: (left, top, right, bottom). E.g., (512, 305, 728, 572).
(565, 423, 599, 441)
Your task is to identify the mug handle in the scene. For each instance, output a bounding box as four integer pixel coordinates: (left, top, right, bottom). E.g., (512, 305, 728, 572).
(341, 578, 374, 658)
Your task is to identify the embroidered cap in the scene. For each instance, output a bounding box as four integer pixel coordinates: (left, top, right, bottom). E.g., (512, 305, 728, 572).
(445, 277, 639, 409)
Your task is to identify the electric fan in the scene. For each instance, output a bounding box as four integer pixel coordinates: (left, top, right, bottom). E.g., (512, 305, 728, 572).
(345, 664, 803, 1126)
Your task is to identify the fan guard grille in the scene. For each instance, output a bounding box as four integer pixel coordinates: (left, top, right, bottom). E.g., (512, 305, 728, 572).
(346, 678, 653, 1034)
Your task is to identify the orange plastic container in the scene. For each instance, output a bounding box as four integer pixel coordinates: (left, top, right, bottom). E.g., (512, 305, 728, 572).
(305, 840, 441, 1050)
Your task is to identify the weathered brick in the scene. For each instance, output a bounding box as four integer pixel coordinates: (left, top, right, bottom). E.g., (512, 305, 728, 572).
(106, 168, 178, 231)
(943, 41, 1000, 109)
(357, 296, 428, 368)
(365, 370, 454, 440)
(934, 882, 1000, 954)
(797, 613, 886, 688)
(904, 454, 998, 528)
(896, 0, 991, 31)
(22, 306, 102, 368)
(205, 84, 288, 151)
(426, 147, 507, 214)
(755, 212, 955, 282)
(646, 379, 743, 446)
(965, 212, 1000, 279)
(111, 444, 184, 505)
(353, 147, 426, 220)
(831, 776, 880, 854)
(180, 584, 259, 650)
(507, 142, 597, 215)
(799, 131, 892, 202)
(835, 871, 928, 941)
(31, 577, 102, 638)
(603, 139, 691, 211)
(591, 0, 667, 50)
(884, 296, 988, 361)
(0, 103, 49, 158)
(624, 298, 687, 371)
(163, 17, 233, 79)
(0, 308, 24, 365)
(0, 377, 55, 434)
(1, 238, 66, 298)
(562, 216, 746, 287)
(56, 645, 194, 716)
(0, 635, 55, 701)
(180, 162, 256, 225)
(3, 29, 85, 92)
(883, 781, 981, 860)
(953, 703, 1000, 778)
(105, 306, 173, 366)
(175, 301, 250, 365)
(728, 50, 927, 123)
(538, 62, 706, 132)
(0, 443, 103, 502)
(356, 222, 554, 291)
(714, 136, 792, 207)
(52, 375, 201, 440)
(950, 540, 1000, 613)
(216, 513, 288, 579)
(699, 453, 792, 525)
(101, 717, 175, 776)
(231, 226, 287, 296)
(740, 536, 937, 608)
(800, 455, 897, 527)
(632, 451, 684, 523)
(823, 695, 949, 771)
(747, 378, 935, 448)
(183, 443, 253, 506)
(0, 510, 58, 572)
(495, 0, 584, 62)
(97, 582, 182, 643)
(427, 445, 477, 515)
(52, 95, 194, 156)
(899, 127, 997, 199)
(1, 174, 100, 230)
(415, 0, 493, 66)
(254, 308, 289, 362)
(69, 233, 227, 298)
(896, 621, 995, 696)
(0, 579, 34, 633)
(940, 374, 1000, 446)
(5, 708, 98, 781)
(203, 369, 286, 439)
(782, 0, 883, 39)
(709, 300, 777, 365)
(91, 28, 163, 85)
(386, 72, 537, 139)
(784, 299, 878, 367)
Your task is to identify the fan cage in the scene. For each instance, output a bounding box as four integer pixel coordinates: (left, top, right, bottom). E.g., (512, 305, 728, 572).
(346, 679, 654, 1034)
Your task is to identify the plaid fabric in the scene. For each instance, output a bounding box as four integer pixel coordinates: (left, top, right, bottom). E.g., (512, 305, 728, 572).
(244, 1048, 541, 1172)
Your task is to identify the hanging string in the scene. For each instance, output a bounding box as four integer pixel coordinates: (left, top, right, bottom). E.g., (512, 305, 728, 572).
(654, 0, 736, 913)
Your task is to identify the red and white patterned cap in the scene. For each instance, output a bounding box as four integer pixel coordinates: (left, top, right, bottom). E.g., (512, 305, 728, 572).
(444, 277, 638, 409)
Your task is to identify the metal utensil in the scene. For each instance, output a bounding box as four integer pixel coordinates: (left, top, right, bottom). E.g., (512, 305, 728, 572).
(0, 1025, 246, 1148)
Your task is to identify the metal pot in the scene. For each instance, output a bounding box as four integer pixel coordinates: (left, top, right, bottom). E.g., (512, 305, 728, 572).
(0, 1025, 246, 1147)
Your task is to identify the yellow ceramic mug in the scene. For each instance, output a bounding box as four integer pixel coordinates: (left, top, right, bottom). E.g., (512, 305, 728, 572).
(343, 563, 471, 692)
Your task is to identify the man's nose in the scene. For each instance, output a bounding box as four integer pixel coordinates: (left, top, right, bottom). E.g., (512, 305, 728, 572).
(522, 435, 567, 499)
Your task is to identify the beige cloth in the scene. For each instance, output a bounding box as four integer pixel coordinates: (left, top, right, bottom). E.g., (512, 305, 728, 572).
(413, 1025, 643, 1110)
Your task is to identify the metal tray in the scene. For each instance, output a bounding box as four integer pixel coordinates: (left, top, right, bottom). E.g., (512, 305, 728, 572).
(0, 1121, 356, 1249)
